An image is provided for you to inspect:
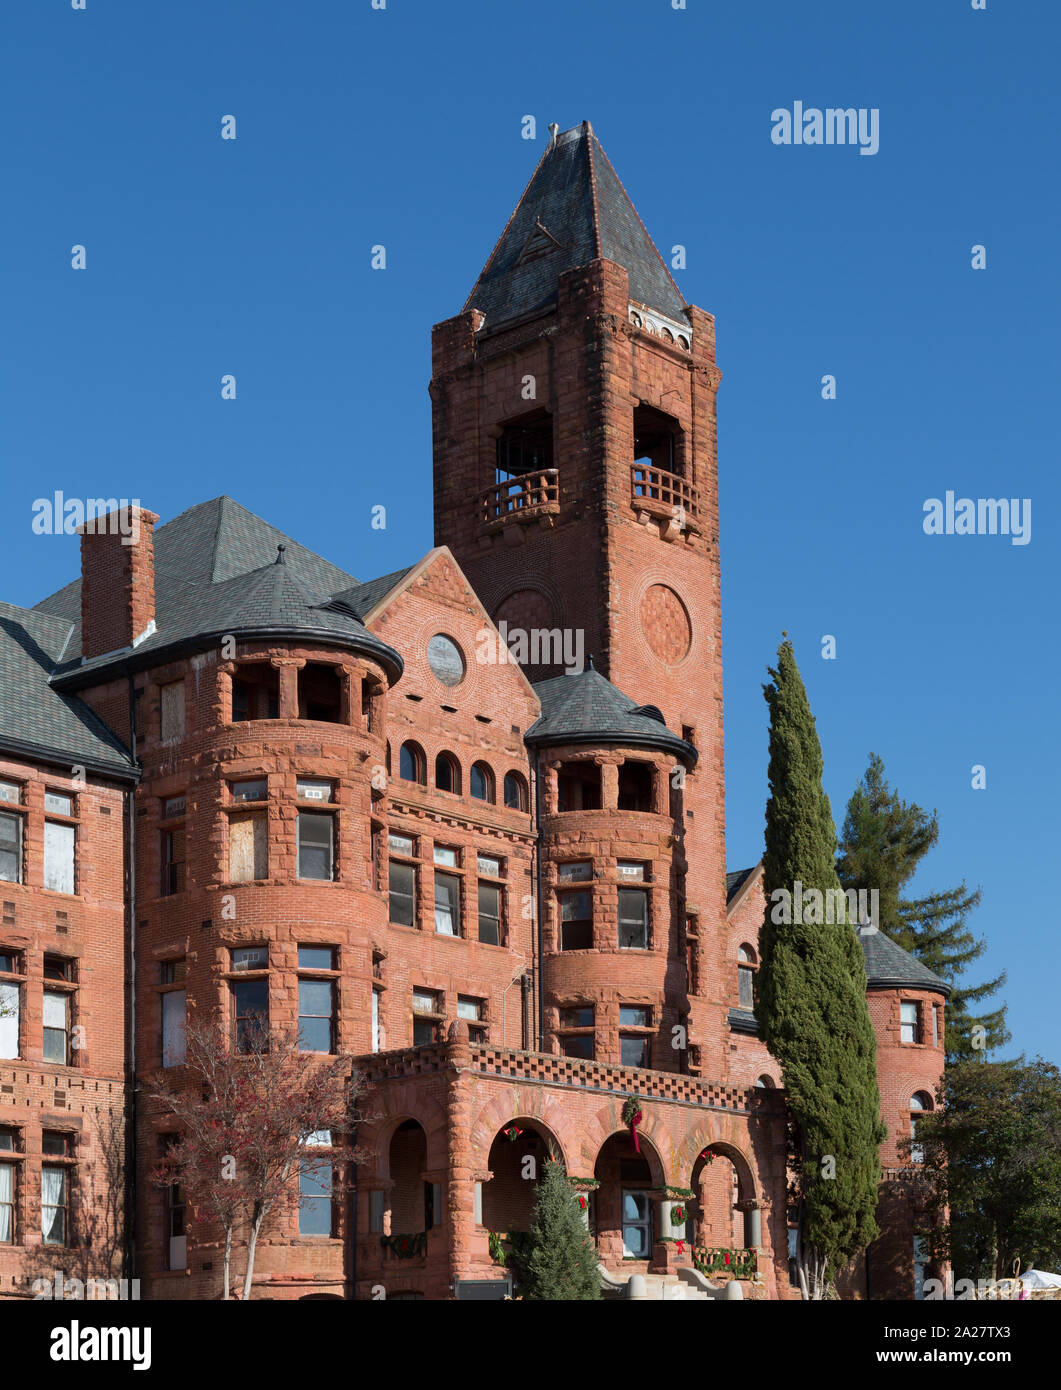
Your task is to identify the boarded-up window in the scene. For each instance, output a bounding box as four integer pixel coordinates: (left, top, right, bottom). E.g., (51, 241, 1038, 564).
(162, 989, 186, 1067)
(159, 682, 185, 742)
(229, 813, 267, 882)
(44, 822, 75, 894)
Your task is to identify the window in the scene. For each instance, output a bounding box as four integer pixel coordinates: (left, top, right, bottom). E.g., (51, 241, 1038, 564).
(620, 1035, 649, 1067)
(41, 1166, 67, 1246)
(427, 634, 465, 687)
(633, 402, 681, 474)
(617, 861, 647, 882)
(44, 792, 73, 816)
(618, 889, 648, 949)
(435, 753, 461, 794)
(232, 945, 268, 971)
(44, 820, 75, 894)
(161, 986, 186, 1067)
(297, 664, 342, 723)
(159, 681, 185, 741)
(0, 1156, 13, 1243)
(161, 957, 184, 985)
(932, 1005, 940, 1047)
(913, 1237, 929, 1301)
(297, 779, 333, 802)
(477, 853, 501, 878)
(478, 881, 501, 945)
(232, 978, 268, 1053)
(298, 979, 335, 1052)
(371, 988, 381, 1053)
(433, 845, 458, 868)
(231, 779, 268, 802)
(557, 762, 601, 812)
(737, 944, 757, 1011)
(0, 974, 19, 1060)
(619, 1006, 650, 1028)
(621, 1190, 652, 1259)
(389, 860, 416, 927)
(0, 809, 22, 884)
(412, 989, 442, 1046)
(434, 871, 460, 936)
(388, 832, 414, 856)
(0, 782, 20, 804)
(44, 956, 73, 982)
(900, 1001, 920, 1045)
(495, 412, 553, 485)
(229, 811, 267, 882)
(560, 1006, 594, 1029)
(457, 997, 486, 1043)
(561, 1035, 594, 1059)
(558, 861, 592, 882)
(503, 772, 528, 812)
(161, 822, 186, 896)
(299, 1164, 334, 1236)
(166, 1178, 187, 1270)
(399, 743, 426, 785)
(43, 990, 70, 1064)
(470, 762, 495, 803)
(231, 665, 280, 721)
(298, 812, 334, 880)
(909, 1092, 932, 1164)
(617, 761, 654, 813)
(560, 890, 592, 950)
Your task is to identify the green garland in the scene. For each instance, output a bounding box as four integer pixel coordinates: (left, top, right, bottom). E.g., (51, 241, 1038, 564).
(380, 1232, 427, 1259)
(653, 1185, 695, 1200)
(692, 1246, 757, 1280)
(567, 1176, 600, 1190)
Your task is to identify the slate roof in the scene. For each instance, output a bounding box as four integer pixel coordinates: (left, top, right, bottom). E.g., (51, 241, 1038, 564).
(0, 601, 136, 776)
(32, 496, 404, 689)
(464, 121, 688, 330)
(526, 666, 695, 762)
(856, 924, 952, 997)
(726, 866, 757, 904)
(330, 566, 415, 620)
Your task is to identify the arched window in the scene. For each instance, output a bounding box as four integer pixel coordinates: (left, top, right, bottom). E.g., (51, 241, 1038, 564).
(470, 762, 495, 803)
(737, 944, 757, 1011)
(399, 742, 426, 785)
(909, 1092, 932, 1164)
(503, 771, 528, 812)
(435, 753, 461, 795)
(756, 1075, 776, 1089)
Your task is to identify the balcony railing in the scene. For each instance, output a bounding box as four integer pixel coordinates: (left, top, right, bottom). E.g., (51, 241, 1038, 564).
(630, 465, 700, 526)
(481, 469, 560, 527)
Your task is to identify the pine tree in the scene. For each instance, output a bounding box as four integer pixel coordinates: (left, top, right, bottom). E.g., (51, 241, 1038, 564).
(757, 639, 886, 1299)
(836, 753, 1009, 1063)
(521, 1159, 601, 1300)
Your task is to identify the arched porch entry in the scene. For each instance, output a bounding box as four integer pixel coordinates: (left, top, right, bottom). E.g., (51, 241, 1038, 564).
(592, 1131, 666, 1266)
(481, 1118, 561, 1234)
(387, 1119, 436, 1236)
(690, 1143, 760, 1251)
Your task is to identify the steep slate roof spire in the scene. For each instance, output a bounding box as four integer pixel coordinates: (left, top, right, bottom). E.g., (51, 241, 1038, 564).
(464, 120, 687, 330)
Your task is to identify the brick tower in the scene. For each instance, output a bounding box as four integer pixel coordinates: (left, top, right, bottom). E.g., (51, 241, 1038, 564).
(431, 121, 730, 1079)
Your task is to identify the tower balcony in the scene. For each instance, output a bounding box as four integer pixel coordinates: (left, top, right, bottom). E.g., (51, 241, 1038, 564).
(630, 465, 701, 533)
(480, 469, 560, 532)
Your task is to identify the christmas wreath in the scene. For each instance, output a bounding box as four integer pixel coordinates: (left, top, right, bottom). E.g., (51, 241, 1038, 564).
(504, 1125, 523, 1143)
(671, 1203, 687, 1225)
(621, 1096, 644, 1153)
(698, 1148, 717, 1164)
(577, 1194, 588, 1212)
(380, 1232, 427, 1259)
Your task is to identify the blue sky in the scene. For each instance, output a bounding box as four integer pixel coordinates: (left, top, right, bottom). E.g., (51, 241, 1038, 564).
(1, 2, 1056, 1063)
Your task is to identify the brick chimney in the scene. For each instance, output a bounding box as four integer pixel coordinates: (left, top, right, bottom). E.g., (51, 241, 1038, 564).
(79, 505, 159, 660)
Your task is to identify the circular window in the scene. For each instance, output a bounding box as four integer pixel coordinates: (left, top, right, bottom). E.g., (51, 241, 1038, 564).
(427, 634, 465, 687)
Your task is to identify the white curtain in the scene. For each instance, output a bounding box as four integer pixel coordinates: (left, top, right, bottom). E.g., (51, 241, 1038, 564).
(0, 982, 18, 1060)
(41, 1167, 65, 1244)
(0, 1163, 12, 1242)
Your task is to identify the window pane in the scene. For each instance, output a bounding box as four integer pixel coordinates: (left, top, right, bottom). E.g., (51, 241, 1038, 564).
(162, 795, 186, 819)
(0, 782, 20, 804)
(560, 890, 591, 920)
(232, 946, 267, 970)
(0, 813, 19, 884)
(162, 990, 186, 1067)
(561, 1034, 594, 1059)
(298, 980, 335, 1053)
(412, 990, 437, 1014)
(44, 793, 73, 816)
(0, 983, 18, 1060)
(299, 1166, 333, 1236)
(297, 779, 333, 802)
(618, 890, 647, 949)
(477, 854, 500, 877)
(298, 946, 334, 970)
(617, 862, 646, 881)
(619, 1006, 650, 1028)
(477, 882, 500, 944)
(470, 765, 492, 801)
(388, 833, 414, 855)
(433, 846, 457, 867)
(41, 1167, 65, 1245)
(434, 872, 460, 935)
(457, 997, 481, 1020)
(620, 1035, 649, 1067)
(413, 1017, 435, 1045)
(738, 966, 754, 1010)
(558, 861, 591, 882)
(560, 1006, 593, 1028)
(298, 813, 334, 880)
(389, 862, 415, 926)
(231, 779, 267, 802)
(43, 822, 75, 894)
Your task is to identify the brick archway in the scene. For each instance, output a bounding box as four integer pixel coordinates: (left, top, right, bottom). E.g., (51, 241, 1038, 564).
(690, 1142, 756, 1251)
(592, 1129, 666, 1267)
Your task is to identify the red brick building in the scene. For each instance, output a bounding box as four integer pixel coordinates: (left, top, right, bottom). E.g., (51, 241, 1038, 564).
(0, 122, 947, 1301)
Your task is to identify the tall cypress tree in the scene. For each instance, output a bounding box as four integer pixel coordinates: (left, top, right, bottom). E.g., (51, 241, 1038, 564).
(758, 639, 886, 1299)
(521, 1159, 601, 1301)
(836, 753, 1009, 1063)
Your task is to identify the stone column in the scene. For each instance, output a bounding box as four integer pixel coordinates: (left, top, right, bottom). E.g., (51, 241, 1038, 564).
(444, 1020, 477, 1291)
(600, 760, 619, 811)
(274, 658, 303, 718)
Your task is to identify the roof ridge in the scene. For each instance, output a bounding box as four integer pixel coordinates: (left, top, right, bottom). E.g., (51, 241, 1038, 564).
(584, 120, 603, 261)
